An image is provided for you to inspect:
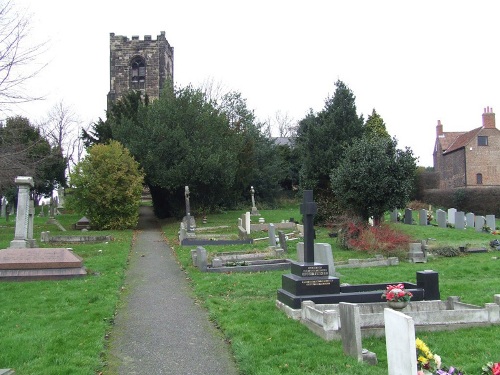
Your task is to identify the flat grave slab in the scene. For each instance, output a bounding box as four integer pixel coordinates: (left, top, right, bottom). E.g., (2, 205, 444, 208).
(0, 248, 86, 281)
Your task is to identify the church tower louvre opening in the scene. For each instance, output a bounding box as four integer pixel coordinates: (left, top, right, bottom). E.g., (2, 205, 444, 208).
(107, 31, 174, 109)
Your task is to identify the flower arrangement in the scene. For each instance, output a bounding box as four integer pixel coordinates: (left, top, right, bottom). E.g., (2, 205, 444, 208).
(416, 338, 465, 375)
(381, 283, 413, 302)
(482, 362, 500, 375)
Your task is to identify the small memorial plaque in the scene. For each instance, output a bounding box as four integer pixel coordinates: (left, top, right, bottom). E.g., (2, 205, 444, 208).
(291, 262, 329, 278)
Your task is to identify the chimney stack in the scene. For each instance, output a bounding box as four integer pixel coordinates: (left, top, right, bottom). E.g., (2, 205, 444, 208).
(436, 120, 443, 137)
(482, 106, 496, 129)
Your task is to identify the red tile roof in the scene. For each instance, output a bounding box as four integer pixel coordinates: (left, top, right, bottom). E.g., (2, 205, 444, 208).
(443, 127, 482, 154)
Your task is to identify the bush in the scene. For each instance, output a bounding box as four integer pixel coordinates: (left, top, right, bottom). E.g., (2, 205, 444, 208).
(67, 141, 144, 230)
(338, 220, 411, 258)
(431, 246, 462, 257)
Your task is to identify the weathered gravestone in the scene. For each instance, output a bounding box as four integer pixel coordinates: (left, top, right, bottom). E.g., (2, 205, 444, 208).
(390, 209, 398, 223)
(486, 215, 496, 231)
(268, 223, 277, 247)
(466, 212, 475, 228)
(183, 185, 196, 232)
(10, 176, 36, 248)
(455, 211, 465, 230)
(385, 308, 417, 375)
(475, 216, 486, 232)
(297, 242, 335, 276)
(408, 242, 426, 263)
(448, 208, 457, 225)
(250, 186, 260, 216)
(277, 231, 288, 253)
(419, 209, 427, 226)
(436, 209, 446, 228)
(404, 208, 412, 225)
(0, 197, 6, 218)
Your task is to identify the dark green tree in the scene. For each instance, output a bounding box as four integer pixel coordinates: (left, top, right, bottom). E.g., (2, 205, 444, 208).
(330, 136, 417, 223)
(296, 80, 364, 191)
(0, 116, 65, 198)
(364, 109, 390, 140)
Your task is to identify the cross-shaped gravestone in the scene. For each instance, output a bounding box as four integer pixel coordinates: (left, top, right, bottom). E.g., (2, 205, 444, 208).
(300, 190, 317, 263)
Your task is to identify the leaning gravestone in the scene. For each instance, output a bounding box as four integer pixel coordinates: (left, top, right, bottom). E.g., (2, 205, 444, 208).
(385, 308, 417, 375)
(448, 208, 457, 225)
(436, 209, 446, 228)
(455, 211, 465, 230)
(277, 231, 288, 253)
(404, 208, 412, 225)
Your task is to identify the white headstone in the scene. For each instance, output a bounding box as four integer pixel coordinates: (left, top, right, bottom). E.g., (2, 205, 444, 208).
(339, 302, 363, 362)
(486, 215, 496, 231)
(419, 209, 427, 226)
(268, 223, 277, 247)
(475, 216, 486, 232)
(384, 308, 417, 375)
(455, 211, 465, 230)
(245, 212, 251, 235)
(447, 208, 457, 225)
(466, 212, 475, 228)
(436, 209, 446, 228)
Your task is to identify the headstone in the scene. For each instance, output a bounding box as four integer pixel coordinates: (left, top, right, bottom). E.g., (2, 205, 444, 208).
(245, 212, 251, 235)
(10, 176, 36, 248)
(390, 209, 398, 223)
(49, 196, 55, 218)
(475, 216, 486, 232)
(436, 209, 446, 228)
(27, 200, 36, 247)
(195, 246, 207, 271)
(39, 202, 45, 217)
(268, 223, 277, 247)
(339, 302, 363, 362)
(250, 186, 260, 216)
(277, 231, 288, 253)
(0, 197, 6, 218)
(404, 208, 412, 225)
(57, 187, 65, 208)
(408, 243, 426, 263)
(416, 270, 440, 300)
(297, 242, 335, 276)
(384, 308, 417, 375)
(418, 209, 427, 226)
(447, 208, 457, 225)
(466, 212, 475, 228)
(486, 215, 496, 231)
(455, 211, 465, 230)
(184, 185, 190, 217)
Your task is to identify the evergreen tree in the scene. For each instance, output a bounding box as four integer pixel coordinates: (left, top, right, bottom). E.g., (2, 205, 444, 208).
(364, 109, 390, 140)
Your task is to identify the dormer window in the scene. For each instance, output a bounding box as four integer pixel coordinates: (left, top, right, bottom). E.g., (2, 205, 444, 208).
(131, 56, 146, 89)
(478, 136, 488, 146)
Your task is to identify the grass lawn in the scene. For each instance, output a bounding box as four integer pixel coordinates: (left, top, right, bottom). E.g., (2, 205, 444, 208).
(0, 212, 132, 375)
(164, 209, 500, 375)
(1, 204, 499, 374)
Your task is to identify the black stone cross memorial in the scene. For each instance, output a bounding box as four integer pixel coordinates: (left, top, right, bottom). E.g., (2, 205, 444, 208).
(300, 190, 317, 263)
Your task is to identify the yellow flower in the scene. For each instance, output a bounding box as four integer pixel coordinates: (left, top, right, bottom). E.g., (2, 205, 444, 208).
(418, 355, 428, 364)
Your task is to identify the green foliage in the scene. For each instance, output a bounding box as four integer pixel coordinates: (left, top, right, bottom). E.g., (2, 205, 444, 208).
(112, 84, 283, 217)
(0, 116, 66, 197)
(432, 246, 462, 257)
(452, 188, 468, 210)
(331, 136, 417, 222)
(296, 80, 364, 191)
(68, 140, 144, 229)
(364, 108, 390, 140)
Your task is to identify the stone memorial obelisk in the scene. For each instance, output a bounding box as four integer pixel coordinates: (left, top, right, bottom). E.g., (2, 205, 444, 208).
(183, 186, 195, 232)
(277, 190, 340, 308)
(250, 186, 260, 216)
(10, 176, 36, 248)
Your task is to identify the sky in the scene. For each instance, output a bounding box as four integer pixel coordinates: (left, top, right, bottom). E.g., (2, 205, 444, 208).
(9, 0, 500, 167)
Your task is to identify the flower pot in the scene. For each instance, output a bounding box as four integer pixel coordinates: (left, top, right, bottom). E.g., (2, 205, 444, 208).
(387, 301, 408, 310)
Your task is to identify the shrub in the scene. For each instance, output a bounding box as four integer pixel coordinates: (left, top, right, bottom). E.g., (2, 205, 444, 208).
(338, 220, 411, 258)
(67, 141, 144, 230)
(431, 246, 461, 257)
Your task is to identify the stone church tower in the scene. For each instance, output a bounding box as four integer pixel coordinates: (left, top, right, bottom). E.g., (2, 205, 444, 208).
(107, 31, 174, 107)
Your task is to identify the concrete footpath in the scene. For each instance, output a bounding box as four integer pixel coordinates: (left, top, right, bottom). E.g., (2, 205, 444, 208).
(106, 206, 239, 375)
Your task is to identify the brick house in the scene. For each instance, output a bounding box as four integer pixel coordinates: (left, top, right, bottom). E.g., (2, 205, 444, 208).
(107, 31, 174, 108)
(433, 107, 500, 188)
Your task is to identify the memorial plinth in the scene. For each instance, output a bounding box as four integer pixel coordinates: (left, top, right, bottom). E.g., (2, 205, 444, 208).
(0, 248, 87, 281)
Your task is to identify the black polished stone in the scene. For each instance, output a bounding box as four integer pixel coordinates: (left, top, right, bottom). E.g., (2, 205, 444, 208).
(290, 262, 329, 277)
(281, 273, 340, 296)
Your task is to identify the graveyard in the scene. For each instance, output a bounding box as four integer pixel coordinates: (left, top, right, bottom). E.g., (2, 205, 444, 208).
(1, 194, 500, 373)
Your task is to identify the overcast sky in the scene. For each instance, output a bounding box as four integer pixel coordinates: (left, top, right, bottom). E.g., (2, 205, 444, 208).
(10, 0, 500, 167)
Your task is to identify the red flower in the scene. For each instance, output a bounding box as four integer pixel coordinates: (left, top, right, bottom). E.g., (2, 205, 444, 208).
(492, 362, 500, 375)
